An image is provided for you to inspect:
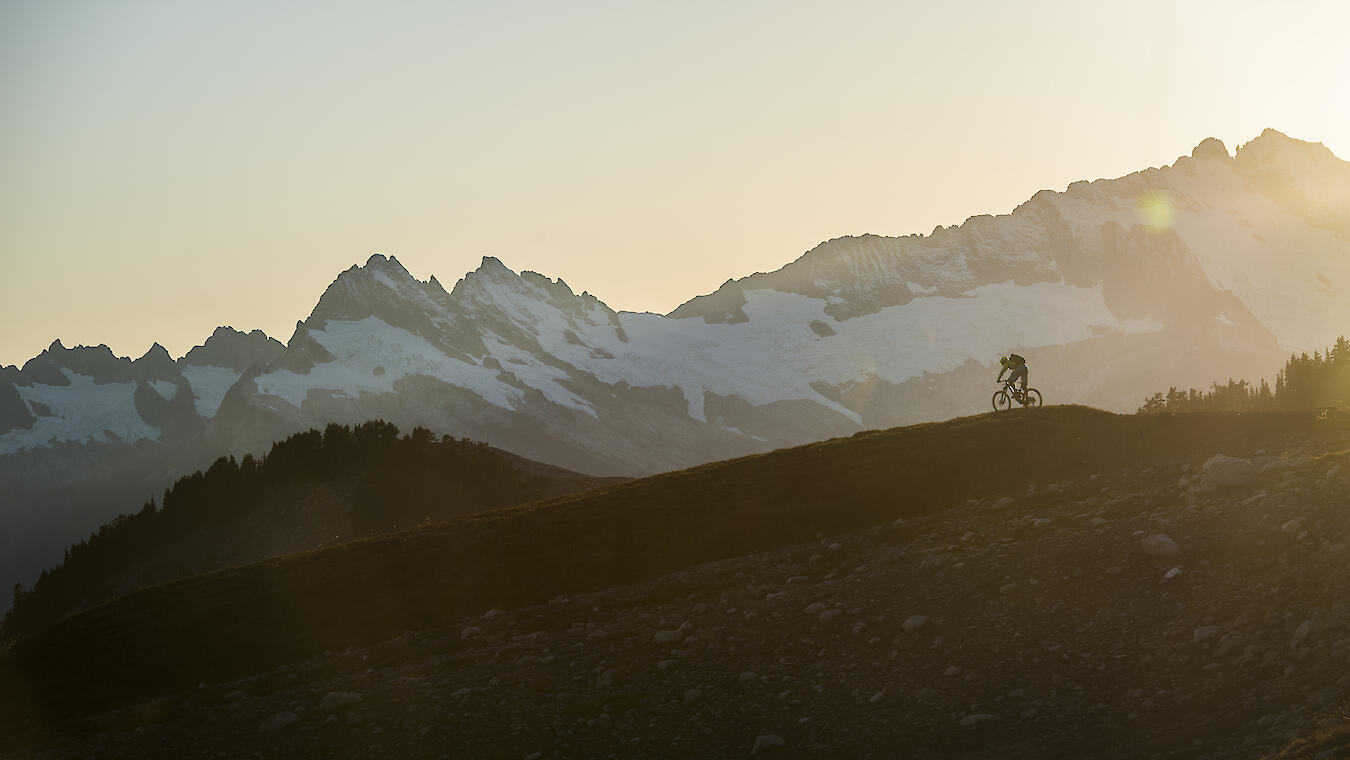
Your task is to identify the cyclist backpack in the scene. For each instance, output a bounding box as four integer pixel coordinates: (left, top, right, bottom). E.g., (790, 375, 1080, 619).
(1008, 353, 1026, 366)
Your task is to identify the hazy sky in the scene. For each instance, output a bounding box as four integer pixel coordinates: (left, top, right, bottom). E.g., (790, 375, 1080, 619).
(2, 0, 1348, 365)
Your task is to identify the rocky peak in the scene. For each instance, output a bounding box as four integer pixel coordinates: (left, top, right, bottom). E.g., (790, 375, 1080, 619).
(181, 327, 284, 372)
(305, 253, 454, 331)
(450, 257, 621, 331)
(1233, 128, 1350, 235)
(1235, 128, 1341, 167)
(134, 343, 178, 378)
(1190, 137, 1229, 161)
(17, 341, 134, 386)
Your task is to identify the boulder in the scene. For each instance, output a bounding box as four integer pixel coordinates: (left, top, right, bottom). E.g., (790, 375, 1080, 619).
(1202, 455, 1258, 487)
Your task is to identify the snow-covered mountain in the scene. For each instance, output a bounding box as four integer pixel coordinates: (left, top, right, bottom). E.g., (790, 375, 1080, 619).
(3, 128, 1348, 598)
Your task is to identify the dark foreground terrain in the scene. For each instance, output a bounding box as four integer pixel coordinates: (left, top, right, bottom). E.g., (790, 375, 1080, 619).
(4, 406, 1350, 758)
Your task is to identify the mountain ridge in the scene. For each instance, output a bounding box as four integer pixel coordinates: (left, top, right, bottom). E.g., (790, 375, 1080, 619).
(2, 127, 1348, 607)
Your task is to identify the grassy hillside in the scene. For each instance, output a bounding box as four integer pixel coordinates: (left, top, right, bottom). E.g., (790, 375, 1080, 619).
(4, 405, 1348, 727)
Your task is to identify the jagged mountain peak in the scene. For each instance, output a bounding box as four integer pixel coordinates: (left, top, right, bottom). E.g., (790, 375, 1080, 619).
(139, 342, 172, 362)
(362, 252, 413, 278)
(1190, 137, 1230, 161)
(1235, 128, 1344, 169)
(450, 257, 618, 328)
(18, 341, 133, 386)
(181, 326, 284, 372)
(305, 252, 453, 331)
(134, 343, 177, 378)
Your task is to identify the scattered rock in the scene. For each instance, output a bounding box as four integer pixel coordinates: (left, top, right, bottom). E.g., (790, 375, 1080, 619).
(1192, 626, 1222, 643)
(259, 711, 299, 732)
(1202, 455, 1258, 487)
(1141, 534, 1181, 557)
(1291, 620, 1314, 647)
(318, 692, 363, 712)
(751, 734, 785, 754)
(902, 615, 928, 631)
(960, 713, 997, 727)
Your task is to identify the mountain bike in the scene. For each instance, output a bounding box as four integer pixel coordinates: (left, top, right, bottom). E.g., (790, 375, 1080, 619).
(992, 381, 1043, 411)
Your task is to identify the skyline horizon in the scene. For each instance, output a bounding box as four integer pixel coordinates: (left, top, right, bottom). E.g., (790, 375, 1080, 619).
(4, 125, 1342, 367)
(6, 1, 1350, 367)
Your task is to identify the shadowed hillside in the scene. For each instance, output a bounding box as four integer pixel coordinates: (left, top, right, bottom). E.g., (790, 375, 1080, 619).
(3, 421, 618, 643)
(5, 404, 1350, 744)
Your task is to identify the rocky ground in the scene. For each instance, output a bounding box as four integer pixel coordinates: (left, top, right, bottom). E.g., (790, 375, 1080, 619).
(6, 434, 1350, 759)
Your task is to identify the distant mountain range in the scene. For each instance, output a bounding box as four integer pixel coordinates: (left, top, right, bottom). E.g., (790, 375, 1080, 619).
(3, 128, 1348, 599)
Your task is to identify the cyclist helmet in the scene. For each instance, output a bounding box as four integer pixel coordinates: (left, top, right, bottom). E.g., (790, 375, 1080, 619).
(999, 356, 1009, 367)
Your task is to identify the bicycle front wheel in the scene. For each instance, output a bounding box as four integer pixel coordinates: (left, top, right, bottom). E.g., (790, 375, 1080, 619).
(992, 390, 1012, 411)
(1023, 388, 1043, 408)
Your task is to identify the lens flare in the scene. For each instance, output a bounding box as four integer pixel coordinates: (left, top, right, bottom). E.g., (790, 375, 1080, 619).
(1137, 191, 1175, 230)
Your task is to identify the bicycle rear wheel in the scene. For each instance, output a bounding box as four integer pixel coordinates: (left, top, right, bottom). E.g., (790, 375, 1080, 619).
(992, 390, 1012, 411)
(1023, 388, 1043, 408)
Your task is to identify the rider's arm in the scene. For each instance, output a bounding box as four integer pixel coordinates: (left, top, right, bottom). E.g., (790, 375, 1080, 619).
(997, 367, 1007, 382)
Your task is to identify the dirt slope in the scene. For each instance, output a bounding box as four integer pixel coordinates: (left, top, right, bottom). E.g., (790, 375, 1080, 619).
(4, 406, 1350, 758)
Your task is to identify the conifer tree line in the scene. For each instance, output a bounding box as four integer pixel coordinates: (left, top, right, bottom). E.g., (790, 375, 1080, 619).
(4, 421, 528, 642)
(1138, 336, 1350, 414)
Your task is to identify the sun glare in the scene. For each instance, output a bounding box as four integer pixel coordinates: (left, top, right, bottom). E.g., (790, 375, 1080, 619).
(1137, 191, 1175, 230)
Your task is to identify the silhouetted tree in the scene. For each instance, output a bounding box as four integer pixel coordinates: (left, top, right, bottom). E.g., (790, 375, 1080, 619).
(1138, 337, 1350, 414)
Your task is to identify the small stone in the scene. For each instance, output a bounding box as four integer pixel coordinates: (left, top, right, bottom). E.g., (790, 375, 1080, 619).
(1192, 626, 1222, 643)
(319, 692, 363, 712)
(1291, 620, 1314, 647)
(1141, 534, 1181, 557)
(739, 671, 758, 682)
(751, 734, 785, 755)
(960, 713, 997, 727)
(683, 688, 702, 704)
(586, 713, 612, 730)
(259, 711, 299, 732)
(1163, 567, 1183, 580)
(902, 615, 928, 631)
(869, 690, 885, 703)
